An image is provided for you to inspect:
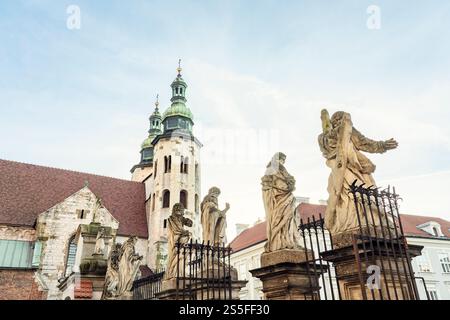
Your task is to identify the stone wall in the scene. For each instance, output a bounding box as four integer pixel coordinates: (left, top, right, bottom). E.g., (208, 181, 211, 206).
(0, 225, 36, 241)
(0, 270, 46, 300)
(35, 186, 119, 300)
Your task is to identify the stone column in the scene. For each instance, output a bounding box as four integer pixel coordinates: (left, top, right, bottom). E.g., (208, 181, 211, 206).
(250, 249, 324, 300)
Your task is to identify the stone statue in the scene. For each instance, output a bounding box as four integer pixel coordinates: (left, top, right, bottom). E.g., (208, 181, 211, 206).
(201, 187, 230, 245)
(165, 203, 193, 279)
(318, 110, 398, 235)
(94, 227, 105, 256)
(102, 243, 121, 299)
(261, 152, 301, 253)
(102, 237, 143, 299)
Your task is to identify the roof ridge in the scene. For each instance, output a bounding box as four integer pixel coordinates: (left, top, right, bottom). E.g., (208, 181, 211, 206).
(0, 158, 142, 185)
(400, 213, 450, 223)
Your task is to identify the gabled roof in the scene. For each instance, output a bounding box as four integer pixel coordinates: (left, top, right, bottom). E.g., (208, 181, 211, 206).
(0, 159, 147, 238)
(400, 214, 450, 238)
(229, 203, 450, 253)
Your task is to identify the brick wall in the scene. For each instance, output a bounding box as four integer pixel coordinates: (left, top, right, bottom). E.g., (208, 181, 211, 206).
(0, 269, 46, 300)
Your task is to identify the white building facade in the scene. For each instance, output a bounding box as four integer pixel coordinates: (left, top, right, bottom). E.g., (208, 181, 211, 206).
(230, 205, 450, 300)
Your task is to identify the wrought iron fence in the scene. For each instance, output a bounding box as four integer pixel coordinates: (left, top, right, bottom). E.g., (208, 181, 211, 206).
(298, 215, 341, 300)
(348, 181, 423, 300)
(175, 240, 234, 300)
(132, 270, 165, 300)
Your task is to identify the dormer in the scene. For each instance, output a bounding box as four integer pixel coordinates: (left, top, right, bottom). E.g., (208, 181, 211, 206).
(417, 221, 444, 237)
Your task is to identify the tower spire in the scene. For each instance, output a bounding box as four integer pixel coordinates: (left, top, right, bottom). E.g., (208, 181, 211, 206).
(155, 94, 160, 111)
(177, 59, 182, 76)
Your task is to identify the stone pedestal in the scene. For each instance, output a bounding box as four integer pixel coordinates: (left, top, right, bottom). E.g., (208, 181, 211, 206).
(250, 249, 324, 300)
(321, 236, 423, 300)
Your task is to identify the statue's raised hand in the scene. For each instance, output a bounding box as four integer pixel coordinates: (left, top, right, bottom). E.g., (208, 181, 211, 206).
(384, 138, 398, 151)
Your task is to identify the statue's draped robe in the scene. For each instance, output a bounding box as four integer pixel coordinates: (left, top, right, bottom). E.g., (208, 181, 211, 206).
(261, 163, 300, 252)
(117, 242, 141, 295)
(166, 214, 191, 279)
(201, 200, 227, 245)
(318, 113, 389, 234)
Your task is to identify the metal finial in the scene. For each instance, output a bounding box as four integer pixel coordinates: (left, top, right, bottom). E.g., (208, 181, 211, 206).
(155, 94, 159, 108)
(177, 59, 182, 75)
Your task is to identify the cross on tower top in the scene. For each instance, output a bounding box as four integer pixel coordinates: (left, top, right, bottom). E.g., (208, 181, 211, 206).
(177, 59, 182, 76)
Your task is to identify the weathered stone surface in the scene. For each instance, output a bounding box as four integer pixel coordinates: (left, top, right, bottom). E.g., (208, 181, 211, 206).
(318, 110, 398, 235)
(261, 153, 302, 253)
(261, 249, 309, 267)
(201, 186, 229, 245)
(251, 249, 323, 300)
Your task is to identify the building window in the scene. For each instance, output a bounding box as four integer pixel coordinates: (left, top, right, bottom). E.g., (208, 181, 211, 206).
(180, 190, 188, 209)
(415, 254, 432, 273)
(195, 194, 199, 213)
(180, 156, 189, 174)
(152, 193, 156, 212)
(162, 190, 170, 208)
(163, 219, 167, 229)
(429, 290, 439, 300)
(77, 209, 87, 219)
(439, 253, 450, 273)
(164, 156, 172, 173)
(238, 263, 247, 280)
(195, 163, 199, 181)
(65, 236, 78, 277)
(154, 160, 158, 179)
(167, 118, 178, 129)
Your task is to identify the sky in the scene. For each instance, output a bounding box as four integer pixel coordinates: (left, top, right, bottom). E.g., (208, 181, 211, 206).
(1, 0, 450, 241)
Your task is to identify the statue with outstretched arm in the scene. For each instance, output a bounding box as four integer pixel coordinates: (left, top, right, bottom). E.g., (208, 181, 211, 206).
(318, 110, 398, 235)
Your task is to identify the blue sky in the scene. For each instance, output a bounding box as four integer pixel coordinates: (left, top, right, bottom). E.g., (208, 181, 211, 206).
(1, 1, 450, 238)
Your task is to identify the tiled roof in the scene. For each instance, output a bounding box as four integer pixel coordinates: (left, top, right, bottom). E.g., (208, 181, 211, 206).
(229, 203, 450, 252)
(0, 159, 147, 238)
(400, 214, 450, 238)
(229, 221, 266, 253)
(74, 280, 93, 299)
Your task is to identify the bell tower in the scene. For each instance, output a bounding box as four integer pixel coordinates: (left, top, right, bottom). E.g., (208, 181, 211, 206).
(147, 62, 203, 270)
(131, 96, 162, 182)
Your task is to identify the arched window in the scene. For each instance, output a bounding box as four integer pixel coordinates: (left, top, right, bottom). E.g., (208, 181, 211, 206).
(65, 236, 78, 277)
(164, 156, 172, 173)
(162, 190, 170, 208)
(180, 156, 189, 174)
(195, 163, 199, 181)
(195, 194, 199, 213)
(180, 190, 188, 209)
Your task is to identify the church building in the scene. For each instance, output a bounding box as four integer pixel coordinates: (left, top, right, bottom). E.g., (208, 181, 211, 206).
(0, 66, 202, 300)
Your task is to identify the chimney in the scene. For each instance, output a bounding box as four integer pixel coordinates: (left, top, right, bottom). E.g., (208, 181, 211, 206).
(235, 223, 249, 236)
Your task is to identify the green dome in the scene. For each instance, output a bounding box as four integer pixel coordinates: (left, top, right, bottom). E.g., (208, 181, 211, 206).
(141, 136, 153, 149)
(162, 102, 194, 122)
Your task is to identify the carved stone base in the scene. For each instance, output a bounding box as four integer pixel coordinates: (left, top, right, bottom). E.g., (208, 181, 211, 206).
(321, 238, 423, 300)
(250, 249, 324, 300)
